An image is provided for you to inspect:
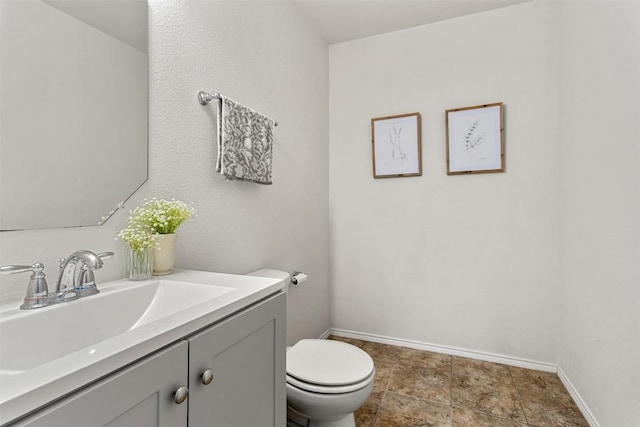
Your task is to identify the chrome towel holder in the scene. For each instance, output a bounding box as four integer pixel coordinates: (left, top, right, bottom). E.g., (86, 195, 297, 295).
(198, 91, 278, 126)
(197, 91, 221, 105)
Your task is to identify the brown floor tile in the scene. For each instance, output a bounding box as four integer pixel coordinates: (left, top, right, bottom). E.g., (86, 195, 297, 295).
(375, 392, 451, 427)
(356, 395, 380, 427)
(398, 347, 452, 371)
(322, 338, 588, 427)
(452, 407, 528, 427)
(360, 341, 403, 364)
(518, 387, 588, 427)
(509, 366, 568, 396)
(388, 364, 452, 405)
(453, 357, 514, 386)
(452, 380, 527, 423)
(367, 389, 385, 405)
(373, 358, 396, 393)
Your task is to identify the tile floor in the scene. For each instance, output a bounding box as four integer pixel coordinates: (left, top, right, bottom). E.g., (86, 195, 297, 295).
(328, 336, 589, 427)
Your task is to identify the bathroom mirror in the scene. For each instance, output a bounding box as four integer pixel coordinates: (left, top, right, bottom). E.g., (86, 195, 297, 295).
(0, 0, 148, 231)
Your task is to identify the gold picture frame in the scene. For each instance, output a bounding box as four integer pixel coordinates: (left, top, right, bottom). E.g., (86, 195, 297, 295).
(371, 112, 422, 178)
(446, 103, 505, 175)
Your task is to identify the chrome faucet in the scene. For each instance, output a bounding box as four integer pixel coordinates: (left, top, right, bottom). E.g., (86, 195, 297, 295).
(1, 250, 114, 309)
(54, 250, 112, 299)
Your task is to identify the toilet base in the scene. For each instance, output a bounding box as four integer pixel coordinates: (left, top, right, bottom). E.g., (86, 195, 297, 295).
(287, 406, 356, 427)
(309, 413, 355, 427)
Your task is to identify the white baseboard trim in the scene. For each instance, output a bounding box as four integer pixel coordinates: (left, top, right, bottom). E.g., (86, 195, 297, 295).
(329, 328, 557, 373)
(317, 328, 332, 339)
(557, 365, 600, 427)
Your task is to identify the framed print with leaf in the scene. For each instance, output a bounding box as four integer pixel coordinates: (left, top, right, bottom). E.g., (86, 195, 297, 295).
(446, 103, 504, 175)
(371, 112, 422, 178)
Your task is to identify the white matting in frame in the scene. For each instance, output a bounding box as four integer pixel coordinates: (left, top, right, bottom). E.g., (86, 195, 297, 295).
(446, 103, 504, 175)
(371, 112, 422, 178)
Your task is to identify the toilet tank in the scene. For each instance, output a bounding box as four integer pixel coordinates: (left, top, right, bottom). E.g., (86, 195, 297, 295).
(246, 269, 290, 292)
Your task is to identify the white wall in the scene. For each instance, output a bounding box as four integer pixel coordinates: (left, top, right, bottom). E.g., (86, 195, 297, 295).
(0, 0, 330, 345)
(558, 1, 640, 425)
(330, 2, 561, 363)
(330, 0, 640, 423)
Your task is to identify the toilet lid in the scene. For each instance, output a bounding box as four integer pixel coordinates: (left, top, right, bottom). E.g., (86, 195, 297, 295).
(287, 339, 374, 386)
(286, 370, 375, 394)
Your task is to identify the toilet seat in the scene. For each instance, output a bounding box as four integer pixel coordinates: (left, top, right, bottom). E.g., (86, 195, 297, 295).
(286, 370, 375, 394)
(286, 339, 375, 394)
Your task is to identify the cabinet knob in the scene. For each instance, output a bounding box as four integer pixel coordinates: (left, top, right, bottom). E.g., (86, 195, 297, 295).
(173, 385, 189, 404)
(201, 369, 214, 385)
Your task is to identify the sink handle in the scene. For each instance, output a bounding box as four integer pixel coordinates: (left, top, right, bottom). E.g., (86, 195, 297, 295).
(0, 263, 51, 309)
(76, 251, 114, 296)
(0, 264, 41, 275)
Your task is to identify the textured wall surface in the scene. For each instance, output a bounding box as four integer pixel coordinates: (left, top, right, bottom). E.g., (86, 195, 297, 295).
(558, 1, 640, 425)
(329, 2, 561, 364)
(0, 0, 330, 344)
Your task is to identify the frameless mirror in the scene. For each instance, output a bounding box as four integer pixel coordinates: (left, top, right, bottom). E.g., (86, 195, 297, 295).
(0, 0, 148, 231)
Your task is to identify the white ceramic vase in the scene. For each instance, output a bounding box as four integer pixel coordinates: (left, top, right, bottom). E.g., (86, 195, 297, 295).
(153, 233, 176, 276)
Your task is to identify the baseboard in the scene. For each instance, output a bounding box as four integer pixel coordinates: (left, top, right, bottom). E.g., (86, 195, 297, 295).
(557, 365, 600, 427)
(329, 328, 557, 373)
(317, 328, 331, 339)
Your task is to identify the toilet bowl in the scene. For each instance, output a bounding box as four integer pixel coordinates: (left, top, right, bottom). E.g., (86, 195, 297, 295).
(286, 339, 375, 427)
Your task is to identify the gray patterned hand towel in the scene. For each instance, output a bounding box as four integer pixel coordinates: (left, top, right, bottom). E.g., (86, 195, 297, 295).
(217, 96, 275, 185)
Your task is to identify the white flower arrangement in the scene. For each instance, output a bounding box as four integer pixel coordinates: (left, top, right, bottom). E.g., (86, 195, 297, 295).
(118, 224, 157, 253)
(129, 198, 195, 235)
(117, 198, 195, 252)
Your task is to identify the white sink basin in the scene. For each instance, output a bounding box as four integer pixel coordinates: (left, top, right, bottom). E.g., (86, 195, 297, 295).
(0, 269, 286, 425)
(0, 279, 233, 375)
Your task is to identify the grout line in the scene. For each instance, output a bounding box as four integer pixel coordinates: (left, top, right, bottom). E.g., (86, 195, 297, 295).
(449, 352, 453, 419)
(387, 389, 451, 406)
(509, 366, 533, 426)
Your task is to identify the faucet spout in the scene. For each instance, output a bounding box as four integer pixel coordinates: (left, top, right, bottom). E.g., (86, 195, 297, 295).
(72, 250, 104, 270)
(54, 250, 105, 296)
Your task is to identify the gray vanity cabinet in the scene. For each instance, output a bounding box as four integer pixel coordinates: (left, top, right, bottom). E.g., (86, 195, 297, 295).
(13, 341, 189, 427)
(9, 292, 286, 427)
(188, 292, 287, 427)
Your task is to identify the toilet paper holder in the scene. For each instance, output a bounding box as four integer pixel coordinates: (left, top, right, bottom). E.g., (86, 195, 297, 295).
(290, 271, 307, 286)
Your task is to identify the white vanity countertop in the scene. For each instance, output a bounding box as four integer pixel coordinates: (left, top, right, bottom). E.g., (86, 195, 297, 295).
(0, 269, 286, 425)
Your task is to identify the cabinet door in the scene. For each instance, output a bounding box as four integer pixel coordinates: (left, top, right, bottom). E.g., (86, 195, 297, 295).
(188, 293, 286, 427)
(12, 342, 188, 427)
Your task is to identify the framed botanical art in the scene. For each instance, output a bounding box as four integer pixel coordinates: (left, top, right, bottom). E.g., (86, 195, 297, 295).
(371, 112, 422, 178)
(446, 103, 505, 175)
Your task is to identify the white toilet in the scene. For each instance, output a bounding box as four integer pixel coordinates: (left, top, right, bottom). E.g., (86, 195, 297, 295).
(286, 339, 375, 427)
(246, 269, 375, 427)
